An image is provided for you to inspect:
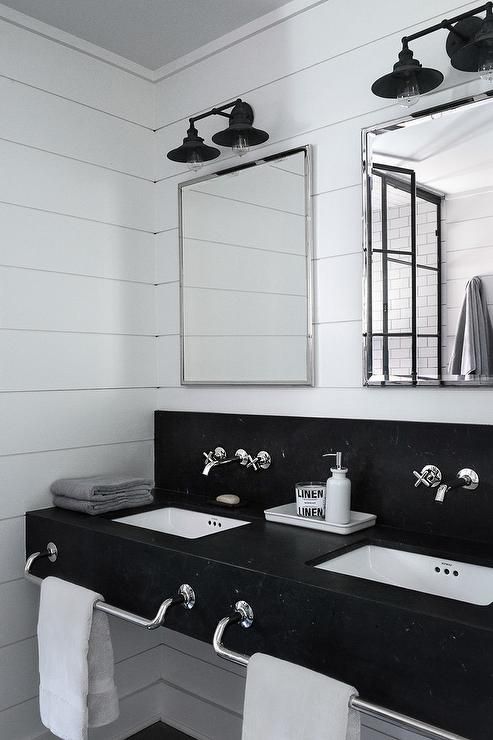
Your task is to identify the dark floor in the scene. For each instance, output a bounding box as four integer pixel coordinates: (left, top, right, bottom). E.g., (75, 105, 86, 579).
(128, 721, 194, 739)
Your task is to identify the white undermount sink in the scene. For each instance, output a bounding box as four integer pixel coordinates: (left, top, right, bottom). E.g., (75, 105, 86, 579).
(315, 544, 493, 606)
(113, 506, 250, 539)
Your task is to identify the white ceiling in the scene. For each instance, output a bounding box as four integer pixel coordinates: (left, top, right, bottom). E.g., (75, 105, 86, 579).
(0, 0, 291, 70)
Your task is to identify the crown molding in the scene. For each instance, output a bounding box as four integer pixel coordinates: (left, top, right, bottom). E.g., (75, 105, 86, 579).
(147, 0, 326, 82)
(0, 2, 155, 81)
(0, 0, 327, 85)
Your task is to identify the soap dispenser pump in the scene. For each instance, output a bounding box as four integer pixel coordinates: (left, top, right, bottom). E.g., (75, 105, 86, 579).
(323, 451, 351, 524)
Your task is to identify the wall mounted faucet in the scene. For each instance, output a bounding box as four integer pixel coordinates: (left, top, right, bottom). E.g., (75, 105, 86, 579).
(202, 447, 248, 476)
(434, 468, 479, 503)
(202, 447, 271, 476)
(413, 465, 442, 489)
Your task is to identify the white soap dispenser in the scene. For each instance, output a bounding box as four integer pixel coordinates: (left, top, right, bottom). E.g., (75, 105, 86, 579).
(323, 451, 351, 525)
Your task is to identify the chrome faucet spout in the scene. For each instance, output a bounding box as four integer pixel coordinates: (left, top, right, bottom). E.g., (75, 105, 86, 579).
(201, 448, 249, 476)
(434, 469, 478, 503)
(202, 456, 240, 476)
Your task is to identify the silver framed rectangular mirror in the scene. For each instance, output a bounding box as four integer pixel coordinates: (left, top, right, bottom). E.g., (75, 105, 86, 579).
(362, 93, 493, 387)
(179, 146, 313, 385)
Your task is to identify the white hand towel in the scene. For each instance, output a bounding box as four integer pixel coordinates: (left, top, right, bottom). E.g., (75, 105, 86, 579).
(37, 576, 119, 740)
(241, 653, 360, 740)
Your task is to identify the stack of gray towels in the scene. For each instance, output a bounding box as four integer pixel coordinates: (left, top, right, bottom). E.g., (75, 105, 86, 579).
(50, 475, 154, 515)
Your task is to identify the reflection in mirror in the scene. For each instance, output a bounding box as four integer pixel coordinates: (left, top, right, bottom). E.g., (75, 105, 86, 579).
(363, 95, 493, 386)
(179, 147, 313, 385)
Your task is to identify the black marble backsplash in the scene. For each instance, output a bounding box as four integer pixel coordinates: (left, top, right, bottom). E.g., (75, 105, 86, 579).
(154, 410, 493, 544)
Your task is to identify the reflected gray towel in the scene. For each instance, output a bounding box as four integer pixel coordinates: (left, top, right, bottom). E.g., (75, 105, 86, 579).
(242, 653, 360, 740)
(53, 490, 154, 515)
(448, 276, 493, 377)
(51, 475, 153, 501)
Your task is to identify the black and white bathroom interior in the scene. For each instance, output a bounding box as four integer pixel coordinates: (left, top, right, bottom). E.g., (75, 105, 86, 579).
(2, 1, 493, 739)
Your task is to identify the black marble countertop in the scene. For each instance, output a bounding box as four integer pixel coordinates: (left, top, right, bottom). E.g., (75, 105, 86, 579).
(26, 491, 493, 737)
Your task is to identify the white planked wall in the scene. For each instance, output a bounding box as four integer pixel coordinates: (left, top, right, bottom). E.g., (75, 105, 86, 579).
(154, 0, 493, 424)
(152, 2, 490, 739)
(1, 2, 490, 739)
(0, 14, 161, 740)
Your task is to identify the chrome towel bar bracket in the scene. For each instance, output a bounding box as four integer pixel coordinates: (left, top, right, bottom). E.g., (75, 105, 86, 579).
(212, 601, 469, 740)
(25, 542, 196, 630)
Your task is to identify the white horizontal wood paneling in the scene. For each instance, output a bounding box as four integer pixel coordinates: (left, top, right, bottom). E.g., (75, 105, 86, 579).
(184, 336, 309, 384)
(183, 239, 306, 295)
(88, 684, 162, 740)
(157, 335, 181, 387)
(156, 230, 179, 285)
(0, 684, 162, 740)
(0, 203, 155, 283)
(156, 385, 493, 424)
(191, 159, 305, 214)
(0, 14, 158, 740)
(0, 77, 154, 180)
(0, 581, 38, 648)
(314, 186, 362, 259)
(109, 619, 163, 664)
(156, 283, 180, 336)
(315, 253, 362, 324)
(183, 287, 307, 335)
(0, 388, 154, 456)
(0, 331, 156, 391)
(315, 321, 363, 388)
(0, 140, 155, 231)
(0, 518, 25, 582)
(0, 268, 155, 335)
(0, 638, 38, 713)
(0, 17, 154, 127)
(161, 682, 242, 740)
(447, 245, 493, 278)
(183, 188, 306, 254)
(0, 441, 153, 520)
(161, 643, 245, 714)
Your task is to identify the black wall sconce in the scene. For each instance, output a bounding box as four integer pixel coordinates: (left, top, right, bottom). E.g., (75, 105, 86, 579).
(372, 1, 493, 107)
(167, 98, 269, 171)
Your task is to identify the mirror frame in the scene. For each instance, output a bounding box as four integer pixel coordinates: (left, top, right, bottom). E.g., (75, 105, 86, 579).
(178, 145, 314, 386)
(361, 91, 493, 387)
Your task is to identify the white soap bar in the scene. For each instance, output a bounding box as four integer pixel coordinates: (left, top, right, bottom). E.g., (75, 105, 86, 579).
(216, 494, 240, 505)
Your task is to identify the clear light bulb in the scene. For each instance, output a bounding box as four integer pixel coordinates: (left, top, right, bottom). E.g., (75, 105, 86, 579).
(186, 151, 204, 172)
(232, 133, 249, 157)
(397, 76, 420, 108)
(478, 47, 493, 84)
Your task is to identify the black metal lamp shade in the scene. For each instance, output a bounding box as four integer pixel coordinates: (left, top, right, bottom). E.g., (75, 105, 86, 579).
(371, 43, 444, 99)
(448, 9, 493, 72)
(211, 101, 269, 147)
(167, 124, 220, 164)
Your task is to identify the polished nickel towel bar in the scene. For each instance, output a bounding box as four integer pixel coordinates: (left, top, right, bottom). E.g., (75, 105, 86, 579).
(25, 542, 196, 630)
(213, 601, 469, 740)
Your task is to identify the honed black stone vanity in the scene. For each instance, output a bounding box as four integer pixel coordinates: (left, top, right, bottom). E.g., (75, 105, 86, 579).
(26, 491, 493, 739)
(26, 411, 493, 739)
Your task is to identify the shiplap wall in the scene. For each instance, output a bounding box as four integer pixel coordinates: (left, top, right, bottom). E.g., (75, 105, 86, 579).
(2, 2, 491, 739)
(152, 2, 491, 739)
(0, 14, 162, 740)
(154, 0, 493, 424)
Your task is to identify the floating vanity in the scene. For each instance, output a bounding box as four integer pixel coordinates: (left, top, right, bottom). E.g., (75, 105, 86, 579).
(25, 410, 493, 739)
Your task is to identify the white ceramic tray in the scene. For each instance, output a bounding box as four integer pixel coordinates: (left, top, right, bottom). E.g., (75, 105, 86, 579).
(264, 502, 376, 535)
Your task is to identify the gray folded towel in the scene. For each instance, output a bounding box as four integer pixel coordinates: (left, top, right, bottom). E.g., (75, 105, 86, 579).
(53, 491, 154, 515)
(51, 475, 153, 502)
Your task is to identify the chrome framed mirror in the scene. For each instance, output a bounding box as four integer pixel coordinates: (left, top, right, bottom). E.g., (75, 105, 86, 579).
(179, 146, 313, 385)
(362, 92, 493, 386)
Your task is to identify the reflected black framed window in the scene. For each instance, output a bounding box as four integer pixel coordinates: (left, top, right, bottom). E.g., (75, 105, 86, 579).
(366, 163, 442, 385)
